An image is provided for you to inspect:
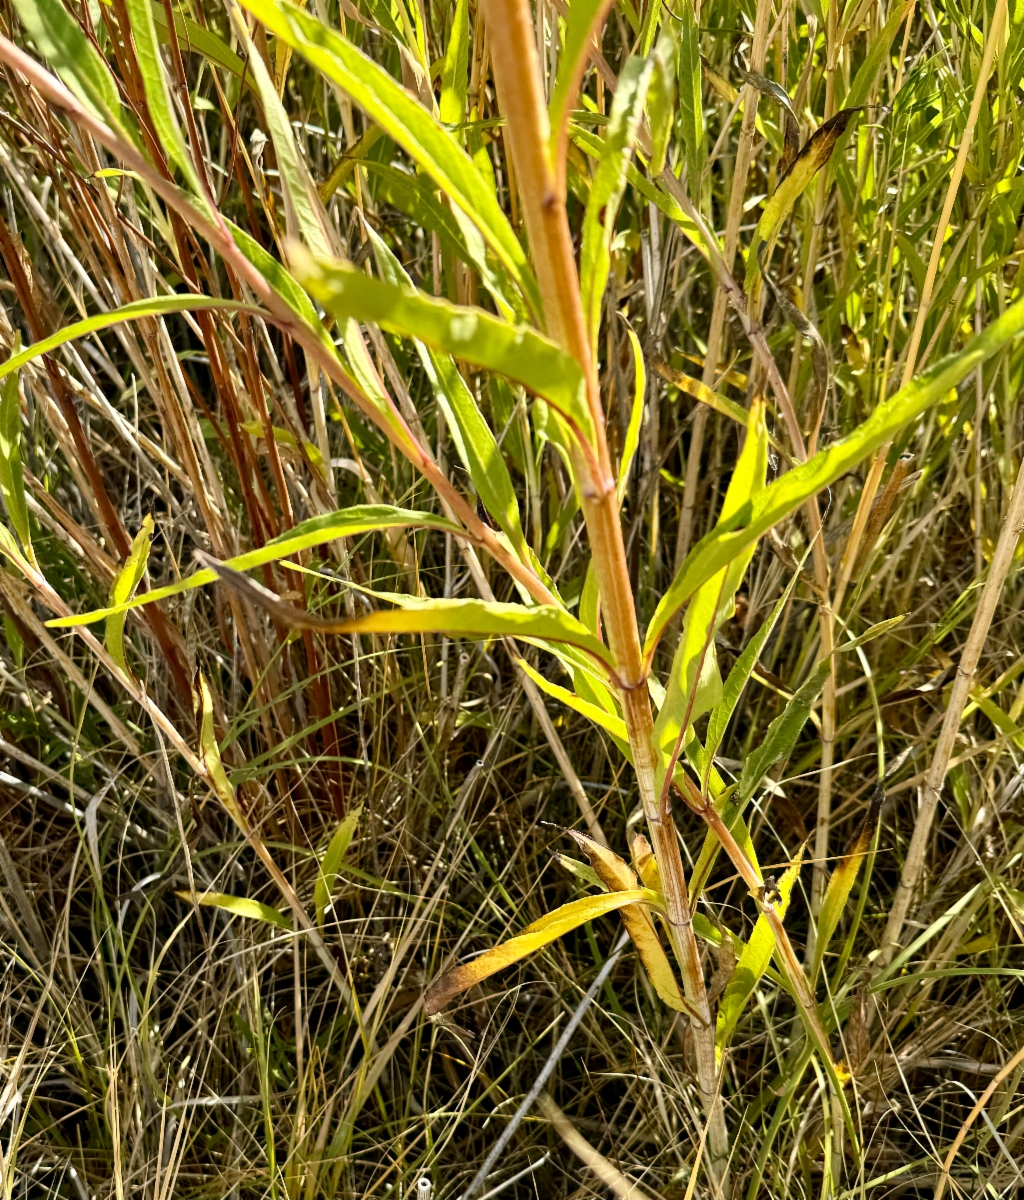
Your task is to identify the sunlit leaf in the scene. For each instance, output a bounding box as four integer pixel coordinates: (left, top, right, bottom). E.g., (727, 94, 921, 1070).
(424, 887, 661, 1013)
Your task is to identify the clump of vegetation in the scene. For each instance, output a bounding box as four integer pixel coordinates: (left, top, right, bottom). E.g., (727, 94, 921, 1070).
(1, 0, 1024, 1196)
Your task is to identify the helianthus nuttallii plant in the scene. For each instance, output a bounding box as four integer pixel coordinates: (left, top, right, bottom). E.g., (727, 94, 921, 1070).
(1, 0, 1024, 1197)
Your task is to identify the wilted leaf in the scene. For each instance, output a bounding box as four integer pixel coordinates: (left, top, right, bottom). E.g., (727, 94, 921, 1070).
(424, 888, 660, 1013)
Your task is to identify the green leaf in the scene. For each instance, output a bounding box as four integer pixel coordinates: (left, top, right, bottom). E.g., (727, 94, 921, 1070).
(617, 330, 646, 507)
(812, 790, 882, 983)
(424, 887, 661, 1013)
(549, 0, 613, 162)
(844, 0, 911, 109)
(647, 20, 679, 177)
(124, 0, 203, 195)
(362, 162, 520, 320)
(295, 255, 593, 445)
(204, 565, 617, 668)
(440, 0, 469, 125)
(181, 891, 291, 930)
(580, 56, 654, 355)
(429, 352, 530, 561)
(236, 0, 540, 317)
(363, 223, 530, 562)
(47, 506, 462, 629)
(653, 402, 768, 800)
(0, 366, 31, 560)
(105, 515, 154, 679)
(638, 0, 663, 55)
(716, 847, 804, 1053)
(13, 0, 130, 137)
(645, 295, 1024, 655)
(571, 125, 711, 257)
(0, 295, 263, 386)
(676, 0, 703, 187)
(151, 4, 258, 95)
(738, 659, 831, 805)
(315, 805, 363, 926)
(704, 570, 800, 765)
(227, 4, 331, 255)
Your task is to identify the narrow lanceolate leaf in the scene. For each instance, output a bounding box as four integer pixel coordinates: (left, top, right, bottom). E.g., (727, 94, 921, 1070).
(716, 847, 804, 1053)
(812, 788, 883, 983)
(315, 804, 363, 927)
(428, 353, 530, 561)
(105, 515, 154, 679)
(179, 892, 291, 930)
(617, 330, 646, 506)
(704, 570, 800, 764)
(676, 0, 703, 188)
(236, 0, 540, 316)
(745, 108, 860, 291)
(645, 295, 1024, 654)
(0, 296, 263, 386)
(364, 224, 530, 561)
(567, 831, 700, 1019)
(48, 506, 461, 629)
(12, 0, 131, 137)
(195, 672, 248, 831)
(203, 561, 616, 668)
(516, 660, 628, 744)
(653, 402, 768, 800)
(580, 56, 654, 355)
(124, 0, 203, 196)
(151, 5, 258, 95)
(647, 21, 679, 177)
(845, 0, 911, 109)
(424, 888, 660, 1014)
(548, 0, 614, 166)
(739, 658, 831, 804)
(227, 2, 331, 255)
(0, 368, 31, 560)
(439, 0, 469, 126)
(295, 255, 593, 445)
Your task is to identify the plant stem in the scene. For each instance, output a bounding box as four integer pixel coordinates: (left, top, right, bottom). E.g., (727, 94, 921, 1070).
(482, 0, 729, 1183)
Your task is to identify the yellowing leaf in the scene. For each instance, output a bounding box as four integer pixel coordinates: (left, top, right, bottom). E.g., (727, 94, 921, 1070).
(105, 515, 154, 680)
(205, 562, 615, 668)
(179, 891, 291, 929)
(745, 108, 860, 293)
(566, 831, 699, 1018)
(424, 888, 660, 1014)
(195, 672, 248, 831)
(812, 788, 882, 982)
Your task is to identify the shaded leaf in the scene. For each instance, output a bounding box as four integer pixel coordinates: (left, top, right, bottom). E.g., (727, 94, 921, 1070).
(716, 847, 804, 1052)
(0, 366, 31, 559)
(315, 805, 363, 926)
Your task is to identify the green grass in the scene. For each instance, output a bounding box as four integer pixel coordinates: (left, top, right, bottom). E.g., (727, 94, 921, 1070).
(1, 0, 1024, 1197)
